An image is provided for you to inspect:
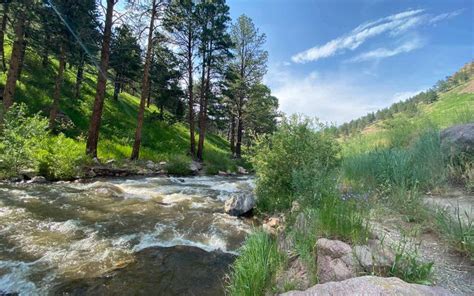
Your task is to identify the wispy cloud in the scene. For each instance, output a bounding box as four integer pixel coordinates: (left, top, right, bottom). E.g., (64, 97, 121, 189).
(429, 9, 464, 24)
(348, 38, 424, 62)
(291, 8, 463, 64)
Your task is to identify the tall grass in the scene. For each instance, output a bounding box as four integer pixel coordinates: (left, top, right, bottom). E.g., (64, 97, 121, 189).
(435, 206, 473, 257)
(389, 239, 434, 285)
(226, 231, 282, 296)
(343, 129, 446, 193)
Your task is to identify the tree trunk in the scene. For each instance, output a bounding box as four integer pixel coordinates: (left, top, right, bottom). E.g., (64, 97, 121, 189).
(235, 101, 243, 158)
(0, 2, 9, 71)
(146, 86, 152, 107)
(49, 43, 66, 129)
(17, 31, 28, 81)
(187, 31, 196, 158)
(2, 13, 26, 117)
(74, 52, 85, 99)
(196, 46, 207, 161)
(130, 0, 157, 160)
(85, 0, 115, 157)
(113, 73, 120, 101)
(230, 114, 236, 155)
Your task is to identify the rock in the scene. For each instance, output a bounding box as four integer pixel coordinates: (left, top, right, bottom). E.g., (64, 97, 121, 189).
(27, 176, 48, 184)
(189, 161, 202, 174)
(218, 171, 228, 176)
(90, 182, 124, 199)
(237, 166, 248, 174)
(224, 192, 255, 216)
(146, 160, 156, 170)
(263, 217, 282, 235)
(294, 212, 309, 234)
(316, 238, 355, 283)
(92, 157, 101, 165)
(105, 159, 116, 165)
(367, 239, 396, 274)
(275, 257, 311, 292)
(159, 161, 167, 166)
(440, 123, 474, 156)
(353, 245, 373, 271)
(280, 275, 452, 296)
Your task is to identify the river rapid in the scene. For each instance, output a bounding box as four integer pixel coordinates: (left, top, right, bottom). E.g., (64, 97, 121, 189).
(0, 176, 254, 295)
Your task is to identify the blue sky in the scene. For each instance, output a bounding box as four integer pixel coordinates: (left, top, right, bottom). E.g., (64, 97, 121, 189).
(227, 0, 474, 124)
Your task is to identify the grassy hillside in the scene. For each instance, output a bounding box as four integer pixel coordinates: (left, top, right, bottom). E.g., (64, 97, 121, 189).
(1, 42, 236, 173)
(343, 75, 474, 156)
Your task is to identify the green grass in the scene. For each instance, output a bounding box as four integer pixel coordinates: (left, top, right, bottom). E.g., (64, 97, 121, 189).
(1, 40, 237, 174)
(435, 206, 473, 257)
(226, 231, 283, 296)
(388, 240, 434, 285)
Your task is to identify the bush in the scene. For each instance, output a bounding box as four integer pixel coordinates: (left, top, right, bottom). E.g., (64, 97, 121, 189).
(252, 115, 340, 212)
(226, 231, 282, 296)
(37, 134, 88, 180)
(0, 104, 48, 177)
(165, 154, 192, 175)
(388, 240, 433, 285)
(435, 206, 473, 256)
(203, 151, 235, 175)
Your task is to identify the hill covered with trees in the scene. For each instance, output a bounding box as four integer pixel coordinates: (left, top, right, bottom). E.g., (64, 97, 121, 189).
(0, 0, 279, 179)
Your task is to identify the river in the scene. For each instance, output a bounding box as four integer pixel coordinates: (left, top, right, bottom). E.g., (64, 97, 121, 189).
(0, 176, 254, 295)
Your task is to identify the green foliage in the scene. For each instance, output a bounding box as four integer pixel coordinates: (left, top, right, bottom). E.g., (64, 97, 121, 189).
(37, 134, 88, 180)
(317, 195, 370, 244)
(252, 115, 341, 212)
(226, 231, 283, 296)
(165, 154, 192, 176)
(203, 151, 235, 175)
(343, 129, 446, 193)
(388, 241, 434, 285)
(0, 104, 87, 180)
(0, 104, 49, 177)
(435, 207, 473, 257)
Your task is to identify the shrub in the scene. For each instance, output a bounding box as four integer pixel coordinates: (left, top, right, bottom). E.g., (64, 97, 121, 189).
(252, 115, 340, 212)
(37, 134, 88, 180)
(226, 231, 282, 296)
(0, 104, 48, 177)
(165, 154, 192, 175)
(203, 151, 235, 175)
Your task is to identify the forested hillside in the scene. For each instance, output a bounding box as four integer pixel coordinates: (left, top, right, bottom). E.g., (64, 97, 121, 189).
(0, 0, 279, 179)
(339, 62, 474, 153)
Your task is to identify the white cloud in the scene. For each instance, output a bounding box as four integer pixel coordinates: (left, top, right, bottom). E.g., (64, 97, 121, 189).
(429, 9, 464, 24)
(265, 65, 428, 124)
(348, 38, 424, 62)
(291, 8, 463, 64)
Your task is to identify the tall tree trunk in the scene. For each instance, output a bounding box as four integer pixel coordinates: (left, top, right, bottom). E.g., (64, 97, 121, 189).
(235, 99, 243, 158)
(85, 0, 115, 157)
(187, 31, 196, 158)
(130, 0, 157, 160)
(196, 46, 207, 161)
(0, 2, 9, 71)
(41, 35, 50, 68)
(74, 52, 85, 99)
(2, 13, 26, 117)
(113, 73, 120, 101)
(49, 43, 66, 129)
(230, 114, 235, 155)
(146, 86, 152, 107)
(17, 38, 27, 81)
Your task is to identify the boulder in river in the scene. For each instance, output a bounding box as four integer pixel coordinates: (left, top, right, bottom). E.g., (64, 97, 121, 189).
(224, 192, 255, 216)
(280, 275, 451, 296)
(440, 123, 474, 157)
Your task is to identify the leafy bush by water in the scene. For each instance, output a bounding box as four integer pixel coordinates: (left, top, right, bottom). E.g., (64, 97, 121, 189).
(251, 115, 340, 212)
(226, 231, 282, 296)
(165, 154, 192, 175)
(0, 104, 88, 180)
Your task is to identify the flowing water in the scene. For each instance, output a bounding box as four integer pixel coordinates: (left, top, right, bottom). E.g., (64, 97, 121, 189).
(0, 176, 254, 295)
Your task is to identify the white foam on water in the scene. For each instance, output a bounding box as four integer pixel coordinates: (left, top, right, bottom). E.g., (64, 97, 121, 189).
(0, 260, 42, 295)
